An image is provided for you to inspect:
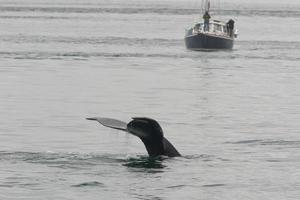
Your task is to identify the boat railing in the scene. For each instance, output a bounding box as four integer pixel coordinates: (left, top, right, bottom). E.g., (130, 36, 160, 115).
(189, 21, 237, 38)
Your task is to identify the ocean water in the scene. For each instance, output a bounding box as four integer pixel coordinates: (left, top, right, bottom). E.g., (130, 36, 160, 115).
(0, 0, 300, 199)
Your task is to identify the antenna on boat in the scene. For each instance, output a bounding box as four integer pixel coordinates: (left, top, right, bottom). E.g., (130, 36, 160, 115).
(201, 0, 210, 14)
(201, 0, 204, 14)
(205, 0, 210, 12)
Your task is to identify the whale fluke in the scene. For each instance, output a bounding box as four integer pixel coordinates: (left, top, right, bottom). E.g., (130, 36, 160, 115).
(87, 117, 181, 157)
(86, 117, 127, 131)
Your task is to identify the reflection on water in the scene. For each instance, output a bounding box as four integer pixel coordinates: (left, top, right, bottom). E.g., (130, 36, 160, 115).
(72, 181, 105, 188)
(123, 156, 166, 169)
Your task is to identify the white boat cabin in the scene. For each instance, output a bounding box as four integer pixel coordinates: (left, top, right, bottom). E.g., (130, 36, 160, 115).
(191, 20, 235, 37)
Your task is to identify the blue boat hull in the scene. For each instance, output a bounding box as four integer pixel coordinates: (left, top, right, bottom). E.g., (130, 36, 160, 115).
(184, 32, 234, 50)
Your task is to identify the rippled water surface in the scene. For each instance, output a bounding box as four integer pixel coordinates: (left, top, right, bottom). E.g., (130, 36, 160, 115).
(0, 0, 300, 199)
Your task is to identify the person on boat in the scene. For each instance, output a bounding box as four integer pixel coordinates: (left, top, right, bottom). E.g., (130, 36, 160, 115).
(227, 19, 235, 37)
(203, 11, 211, 32)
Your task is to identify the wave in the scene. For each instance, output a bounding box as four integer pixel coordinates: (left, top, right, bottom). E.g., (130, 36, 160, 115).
(0, 35, 181, 46)
(0, 37, 299, 61)
(72, 181, 105, 187)
(216, 9, 300, 18)
(0, 151, 168, 170)
(226, 139, 300, 147)
(0, 6, 300, 17)
(2, 35, 300, 49)
(0, 51, 185, 60)
(238, 40, 300, 50)
(0, 151, 124, 167)
(0, 50, 299, 61)
(0, 151, 216, 171)
(0, 15, 71, 20)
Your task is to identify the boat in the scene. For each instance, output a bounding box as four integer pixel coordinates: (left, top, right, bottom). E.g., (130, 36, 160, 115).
(184, 0, 237, 50)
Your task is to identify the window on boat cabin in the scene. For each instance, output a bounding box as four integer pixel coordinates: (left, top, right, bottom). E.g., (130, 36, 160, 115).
(213, 24, 223, 32)
(223, 25, 227, 33)
(208, 23, 213, 32)
(193, 23, 203, 32)
(199, 23, 204, 31)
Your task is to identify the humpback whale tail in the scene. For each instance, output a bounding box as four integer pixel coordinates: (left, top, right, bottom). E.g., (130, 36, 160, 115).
(86, 117, 181, 157)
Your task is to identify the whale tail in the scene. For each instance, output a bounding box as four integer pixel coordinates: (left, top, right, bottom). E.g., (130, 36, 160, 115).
(87, 117, 181, 157)
(163, 137, 181, 157)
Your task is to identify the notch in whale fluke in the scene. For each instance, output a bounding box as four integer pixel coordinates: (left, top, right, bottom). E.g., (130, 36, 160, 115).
(86, 117, 127, 131)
